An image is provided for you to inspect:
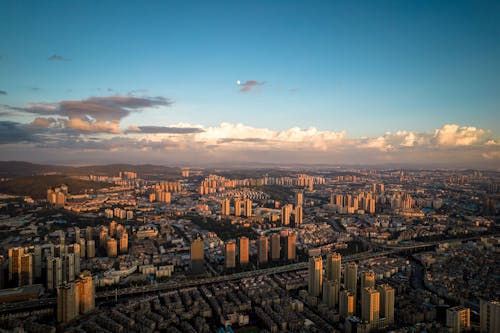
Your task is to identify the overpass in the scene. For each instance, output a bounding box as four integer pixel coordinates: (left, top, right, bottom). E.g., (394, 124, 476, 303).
(0, 233, 494, 314)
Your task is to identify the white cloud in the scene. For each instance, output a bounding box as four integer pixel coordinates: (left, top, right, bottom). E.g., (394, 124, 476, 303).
(433, 124, 485, 146)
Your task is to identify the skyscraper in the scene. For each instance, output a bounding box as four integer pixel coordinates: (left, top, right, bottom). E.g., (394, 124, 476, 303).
(20, 253, 33, 286)
(294, 205, 303, 226)
(361, 287, 380, 324)
(106, 238, 118, 258)
(190, 237, 205, 274)
(119, 232, 128, 254)
(296, 192, 304, 206)
(361, 270, 376, 289)
(271, 234, 281, 261)
(8, 247, 23, 285)
(47, 256, 63, 292)
(446, 306, 470, 333)
(57, 282, 78, 323)
(378, 284, 395, 325)
(258, 236, 268, 264)
(86, 240, 95, 259)
(239, 237, 249, 266)
(322, 280, 340, 308)
(76, 271, 95, 314)
(244, 198, 252, 217)
(281, 204, 291, 225)
(225, 241, 236, 269)
(340, 290, 355, 317)
(326, 252, 341, 283)
(345, 262, 358, 296)
(480, 300, 500, 333)
(221, 198, 231, 216)
(234, 198, 242, 216)
(308, 256, 323, 297)
(74, 226, 80, 243)
(285, 234, 296, 261)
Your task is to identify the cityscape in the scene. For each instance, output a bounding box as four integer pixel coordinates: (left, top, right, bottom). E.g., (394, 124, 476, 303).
(0, 1, 499, 333)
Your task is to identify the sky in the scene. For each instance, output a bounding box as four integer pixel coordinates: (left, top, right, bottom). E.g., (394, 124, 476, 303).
(0, 0, 499, 167)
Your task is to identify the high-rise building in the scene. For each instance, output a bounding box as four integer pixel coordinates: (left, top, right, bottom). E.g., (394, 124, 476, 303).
(322, 280, 340, 308)
(234, 198, 242, 216)
(271, 234, 281, 261)
(8, 247, 23, 285)
(20, 253, 33, 286)
(85, 226, 94, 242)
(109, 220, 117, 237)
(326, 252, 341, 283)
(99, 227, 108, 249)
(79, 239, 86, 258)
(340, 290, 355, 317)
(480, 300, 500, 333)
(32, 245, 42, 279)
(76, 271, 95, 314)
(63, 253, 75, 283)
(285, 234, 296, 261)
(119, 233, 128, 254)
(361, 287, 380, 324)
(86, 240, 95, 258)
(239, 237, 249, 265)
(47, 256, 63, 292)
(281, 205, 291, 225)
(361, 270, 376, 289)
(345, 262, 358, 296)
(446, 306, 470, 333)
(190, 237, 204, 274)
(68, 243, 81, 278)
(225, 241, 236, 269)
(308, 256, 323, 297)
(296, 191, 304, 207)
(221, 198, 231, 216)
(258, 236, 268, 264)
(74, 226, 80, 243)
(294, 205, 303, 226)
(106, 238, 118, 258)
(244, 198, 252, 217)
(378, 284, 395, 325)
(57, 282, 78, 323)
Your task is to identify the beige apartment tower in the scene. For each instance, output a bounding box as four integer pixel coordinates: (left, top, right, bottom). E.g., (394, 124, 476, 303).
(296, 192, 304, 207)
(340, 290, 355, 317)
(258, 236, 269, 264)
(361, 270, 376, 289)
(225, 241, 236, 269)
(190, 237, 204, 274)
(378, 283, 395, 325)
(244, 198, 252, 217)
(281, 205, 291, 225)
(308, 256, 323, 297)
(361, 287, 380, 323)
(480, 300, 500, 333)
(57, 282, 78, 323)
(106, 238, 118, 258)
(239, 237, 249, 265)
(294, 205, 303, 226)
(326, 252, 341, 282)
(322, 280, 340, 308)
(271, 234, 281, 261)
(285, 234, 297, 261)
(221, 198, 231, 216)
(76, 271, 95, 314)
(234, 198, 242, 216)
(345, 262, 358, 296)
(446, 306, 470, 333)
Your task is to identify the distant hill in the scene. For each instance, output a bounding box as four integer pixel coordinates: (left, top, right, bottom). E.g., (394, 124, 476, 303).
(0, 161, 181, 179)
(0, 175, 112, 199)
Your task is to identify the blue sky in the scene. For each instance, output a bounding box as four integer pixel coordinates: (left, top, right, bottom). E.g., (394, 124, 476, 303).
(0, 1, 499, 166)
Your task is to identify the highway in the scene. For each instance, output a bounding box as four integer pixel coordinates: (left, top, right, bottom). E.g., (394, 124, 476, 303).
(0, 233, 494, 314)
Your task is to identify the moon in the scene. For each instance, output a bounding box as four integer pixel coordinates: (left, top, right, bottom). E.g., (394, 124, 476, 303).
(236, 80, 241, 85)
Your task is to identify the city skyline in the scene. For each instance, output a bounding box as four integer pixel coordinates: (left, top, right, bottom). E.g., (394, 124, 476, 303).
(1, 1, 499, 167)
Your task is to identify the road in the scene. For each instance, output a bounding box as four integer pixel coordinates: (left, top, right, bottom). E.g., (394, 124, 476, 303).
(0, 233, 495, 314)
